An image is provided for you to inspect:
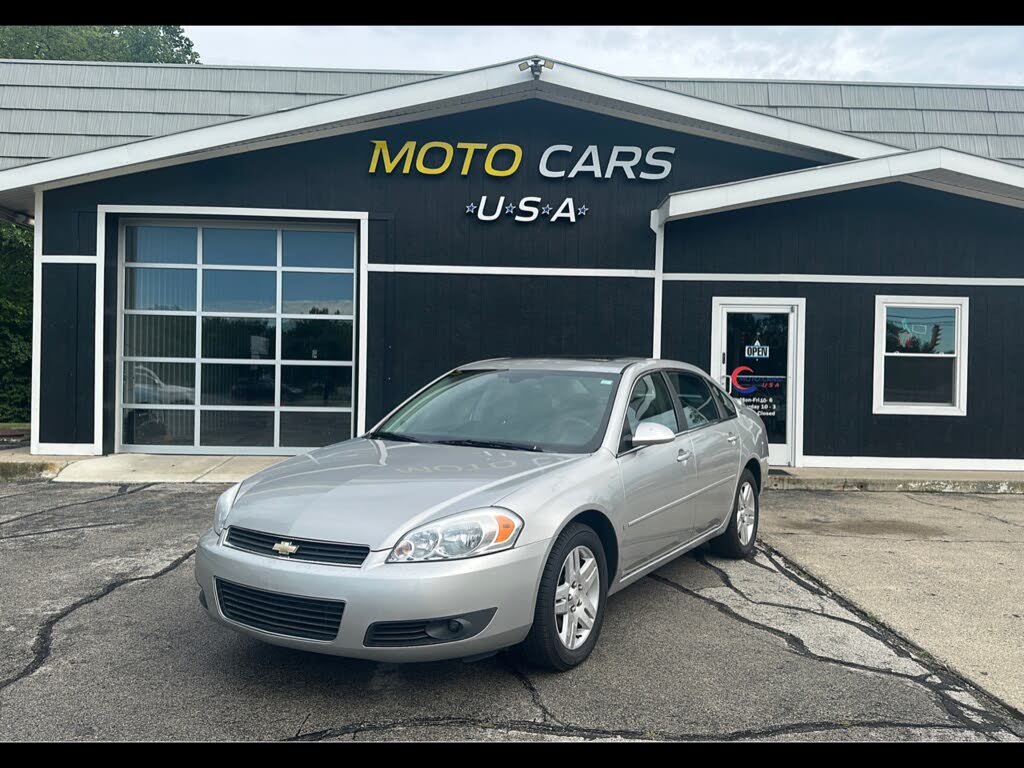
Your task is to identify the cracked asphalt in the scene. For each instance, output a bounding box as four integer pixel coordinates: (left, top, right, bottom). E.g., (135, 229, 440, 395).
(1, 481, 1022, 742)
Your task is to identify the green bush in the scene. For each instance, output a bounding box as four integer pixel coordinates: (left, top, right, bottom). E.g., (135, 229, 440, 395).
(0, 223, 32, 423)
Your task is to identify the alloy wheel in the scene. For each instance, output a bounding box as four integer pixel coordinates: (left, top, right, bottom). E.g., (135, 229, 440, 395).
(554, 545, 600, 650)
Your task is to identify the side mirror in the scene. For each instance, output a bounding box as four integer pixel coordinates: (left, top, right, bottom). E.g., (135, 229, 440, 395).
(632, 422, 676, 448)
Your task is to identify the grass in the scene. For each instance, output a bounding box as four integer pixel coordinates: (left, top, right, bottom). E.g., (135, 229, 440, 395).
(0, 423, 29, 429)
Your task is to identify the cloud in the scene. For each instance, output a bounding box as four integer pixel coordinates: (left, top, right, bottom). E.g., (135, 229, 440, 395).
(184, 26, 1024, 85)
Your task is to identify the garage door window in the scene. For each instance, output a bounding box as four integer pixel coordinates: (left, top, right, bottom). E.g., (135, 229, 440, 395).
(119, 221, 357, 453)
(872, 295, 968, 416)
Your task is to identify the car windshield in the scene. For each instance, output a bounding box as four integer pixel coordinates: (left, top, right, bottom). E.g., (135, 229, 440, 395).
(371, 368, 622, 453)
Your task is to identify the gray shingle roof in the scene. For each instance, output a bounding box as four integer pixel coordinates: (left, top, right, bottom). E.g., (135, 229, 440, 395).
(2, 58, 1024, 173)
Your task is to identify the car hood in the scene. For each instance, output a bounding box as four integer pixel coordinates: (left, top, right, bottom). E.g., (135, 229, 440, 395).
(226, 438, 581, 551)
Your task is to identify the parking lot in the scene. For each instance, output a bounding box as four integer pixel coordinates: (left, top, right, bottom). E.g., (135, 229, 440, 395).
(1, 480, 1022, 742)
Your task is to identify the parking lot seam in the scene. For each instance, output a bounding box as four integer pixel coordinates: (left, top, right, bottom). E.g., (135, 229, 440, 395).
(286, 714, 979, 742)
(0, 548, 196, 696)
(0, 482, 153, 528)
(0, 520, 126, 541)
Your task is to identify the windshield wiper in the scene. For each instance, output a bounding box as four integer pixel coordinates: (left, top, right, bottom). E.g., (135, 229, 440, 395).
(431, 438, 544, 453)
(366, 430, 423, 443)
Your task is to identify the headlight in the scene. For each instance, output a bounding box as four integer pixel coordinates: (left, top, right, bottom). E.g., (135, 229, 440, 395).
(388, 508, 524, 563)
(213, 482, 242, 534)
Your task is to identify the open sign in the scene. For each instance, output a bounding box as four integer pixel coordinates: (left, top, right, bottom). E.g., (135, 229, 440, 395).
(745, 343, 770, 359)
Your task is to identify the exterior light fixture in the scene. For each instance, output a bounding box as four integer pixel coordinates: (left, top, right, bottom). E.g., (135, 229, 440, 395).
(518, 57, 555, 80)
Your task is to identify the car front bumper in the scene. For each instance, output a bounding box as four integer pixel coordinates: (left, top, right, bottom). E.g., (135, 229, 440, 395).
(194, 527, 548, 662)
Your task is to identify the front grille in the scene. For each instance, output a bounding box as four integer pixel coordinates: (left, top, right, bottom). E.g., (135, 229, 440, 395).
(225, 526, 370, 566)
(216, 578, 344, 641)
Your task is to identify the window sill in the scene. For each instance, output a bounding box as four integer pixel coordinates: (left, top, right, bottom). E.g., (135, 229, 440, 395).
(872, 403, 967, 417)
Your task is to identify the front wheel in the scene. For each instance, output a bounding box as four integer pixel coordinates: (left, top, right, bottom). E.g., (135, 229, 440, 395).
(709, 469, 760, 558)
(519, 523, 608, 671)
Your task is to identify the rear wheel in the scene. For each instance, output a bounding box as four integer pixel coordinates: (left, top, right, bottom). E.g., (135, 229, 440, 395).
(520, 523, 607, 671)
(709, 469, 759, 559)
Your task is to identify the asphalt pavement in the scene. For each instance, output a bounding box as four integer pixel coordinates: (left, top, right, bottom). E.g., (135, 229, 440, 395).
(0, 481, 1021, 742)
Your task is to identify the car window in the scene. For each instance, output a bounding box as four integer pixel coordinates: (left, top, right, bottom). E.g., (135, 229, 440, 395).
(623, 373, 679, 445)
(666, 371, 721, 430)
(375, 368, 621, 454)
(710, 384, 737, 419)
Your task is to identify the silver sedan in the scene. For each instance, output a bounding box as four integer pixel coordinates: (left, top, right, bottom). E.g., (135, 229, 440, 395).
(196, 357, 769, 671)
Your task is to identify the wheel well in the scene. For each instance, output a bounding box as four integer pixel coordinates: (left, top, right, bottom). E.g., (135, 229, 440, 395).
(570, 510, 619, 582)
(744, 458, 762, 493)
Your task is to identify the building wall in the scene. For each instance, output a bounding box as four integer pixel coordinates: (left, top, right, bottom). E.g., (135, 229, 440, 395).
(37, 99, 814, 447)
(661, 184, 1024, 459)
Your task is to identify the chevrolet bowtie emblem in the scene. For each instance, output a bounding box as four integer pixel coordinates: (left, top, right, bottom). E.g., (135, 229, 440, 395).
(272, 541, 299, 556)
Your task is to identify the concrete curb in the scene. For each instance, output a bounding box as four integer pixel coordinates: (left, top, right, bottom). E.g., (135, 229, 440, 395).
(0, 460, 68, 481)
(766, 475, 1024, 494)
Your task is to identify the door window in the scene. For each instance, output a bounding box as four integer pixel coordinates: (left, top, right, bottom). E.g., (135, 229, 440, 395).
(666, 372, 722, 430)
(621, 373, 679, 450)
(725, 311, 789, 444)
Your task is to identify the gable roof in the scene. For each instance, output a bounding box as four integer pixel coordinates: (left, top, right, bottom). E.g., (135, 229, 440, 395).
(0, 55, 903, 217)
(4, 58, 1024, 177)
(653, 147, 1024, 228)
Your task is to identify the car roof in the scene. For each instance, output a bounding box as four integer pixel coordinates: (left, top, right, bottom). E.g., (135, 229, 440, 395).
(456, 356, 705, 375)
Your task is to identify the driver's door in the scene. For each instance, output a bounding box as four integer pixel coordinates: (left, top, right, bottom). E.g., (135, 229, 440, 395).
(616, 372, 699, 575)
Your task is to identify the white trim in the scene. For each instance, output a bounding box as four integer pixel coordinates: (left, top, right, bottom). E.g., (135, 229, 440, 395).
(663, 272, 1024, 286)
(710, 297, 806, 468)
(872, 295, 969, 417)
(0, 56, 897, 204)
(650, 218, 664, 357)
(367, 263, 656, 279)
(654, 147, 1024, 225)
(100, 204, 368, 455)
(39, 254, 98, 264)
(357, 218, 369, 434)
(35, 442, 101, 456)
(29, 189, 42, 454)
(800, 455, 1024, 471)
(93, 210, 105, 455)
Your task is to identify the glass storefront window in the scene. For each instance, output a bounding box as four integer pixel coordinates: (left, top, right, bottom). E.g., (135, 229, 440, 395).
(120, 221, 358, 451)
(282, 272, 354, 315)
(281, 318, 352, 361)
(202, 270, 277, 313)
(202, 228, 277, 266)
(125, 267, 196, 311)
(283, 230, 355, 268)
(202, 318, 276, 360)
(125, 225, 197, 264)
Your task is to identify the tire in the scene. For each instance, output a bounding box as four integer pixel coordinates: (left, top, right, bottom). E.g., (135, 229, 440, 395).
(709, 468, 760, 559)
(519, 522, 608, 672)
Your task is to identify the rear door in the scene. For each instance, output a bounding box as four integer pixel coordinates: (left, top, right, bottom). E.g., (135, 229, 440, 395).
(665, 371, 742, 538)
(616, 372, 699, 574)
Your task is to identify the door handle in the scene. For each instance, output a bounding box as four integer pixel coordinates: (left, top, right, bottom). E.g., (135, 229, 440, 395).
(727, 433, 739, 444)
(676, 449, 691, 463)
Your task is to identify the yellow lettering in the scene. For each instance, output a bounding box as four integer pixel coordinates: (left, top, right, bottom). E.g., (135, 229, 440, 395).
(415, 141, 454, 175)
(456, 142, 488, 175)
(369, 140, 416, 174)
(484, 143, 523, 177)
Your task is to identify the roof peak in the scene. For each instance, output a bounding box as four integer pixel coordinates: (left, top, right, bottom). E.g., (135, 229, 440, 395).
(2, 57, 1021, 91)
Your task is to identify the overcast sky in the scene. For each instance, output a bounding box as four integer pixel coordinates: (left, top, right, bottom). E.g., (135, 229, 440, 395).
(183, 26, 1024, 86)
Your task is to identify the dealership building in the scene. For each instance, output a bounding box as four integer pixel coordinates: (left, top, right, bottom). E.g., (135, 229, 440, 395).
(2, 55, 1023, 469)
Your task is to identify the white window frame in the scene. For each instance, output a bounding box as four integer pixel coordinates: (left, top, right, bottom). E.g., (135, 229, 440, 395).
(116, 217, 359, 454)
(872, 295, 969, 417)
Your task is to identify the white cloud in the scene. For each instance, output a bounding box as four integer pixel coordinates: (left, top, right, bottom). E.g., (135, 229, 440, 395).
(183, 26, 1024, 86)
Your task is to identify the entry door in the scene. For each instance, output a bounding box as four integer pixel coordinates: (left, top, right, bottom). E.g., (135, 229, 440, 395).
(711, 299, 804, 466)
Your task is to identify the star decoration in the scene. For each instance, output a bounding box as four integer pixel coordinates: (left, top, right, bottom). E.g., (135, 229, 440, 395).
(541, 203, 553, 216)
(465, 202, 478, 214)
(504, 203, 516, 215)
(577, 204, 589, 216)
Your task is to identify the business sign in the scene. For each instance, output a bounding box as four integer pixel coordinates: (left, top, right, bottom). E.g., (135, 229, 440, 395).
(745, 340, 770, 358)
(368, 140, 676, 224)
